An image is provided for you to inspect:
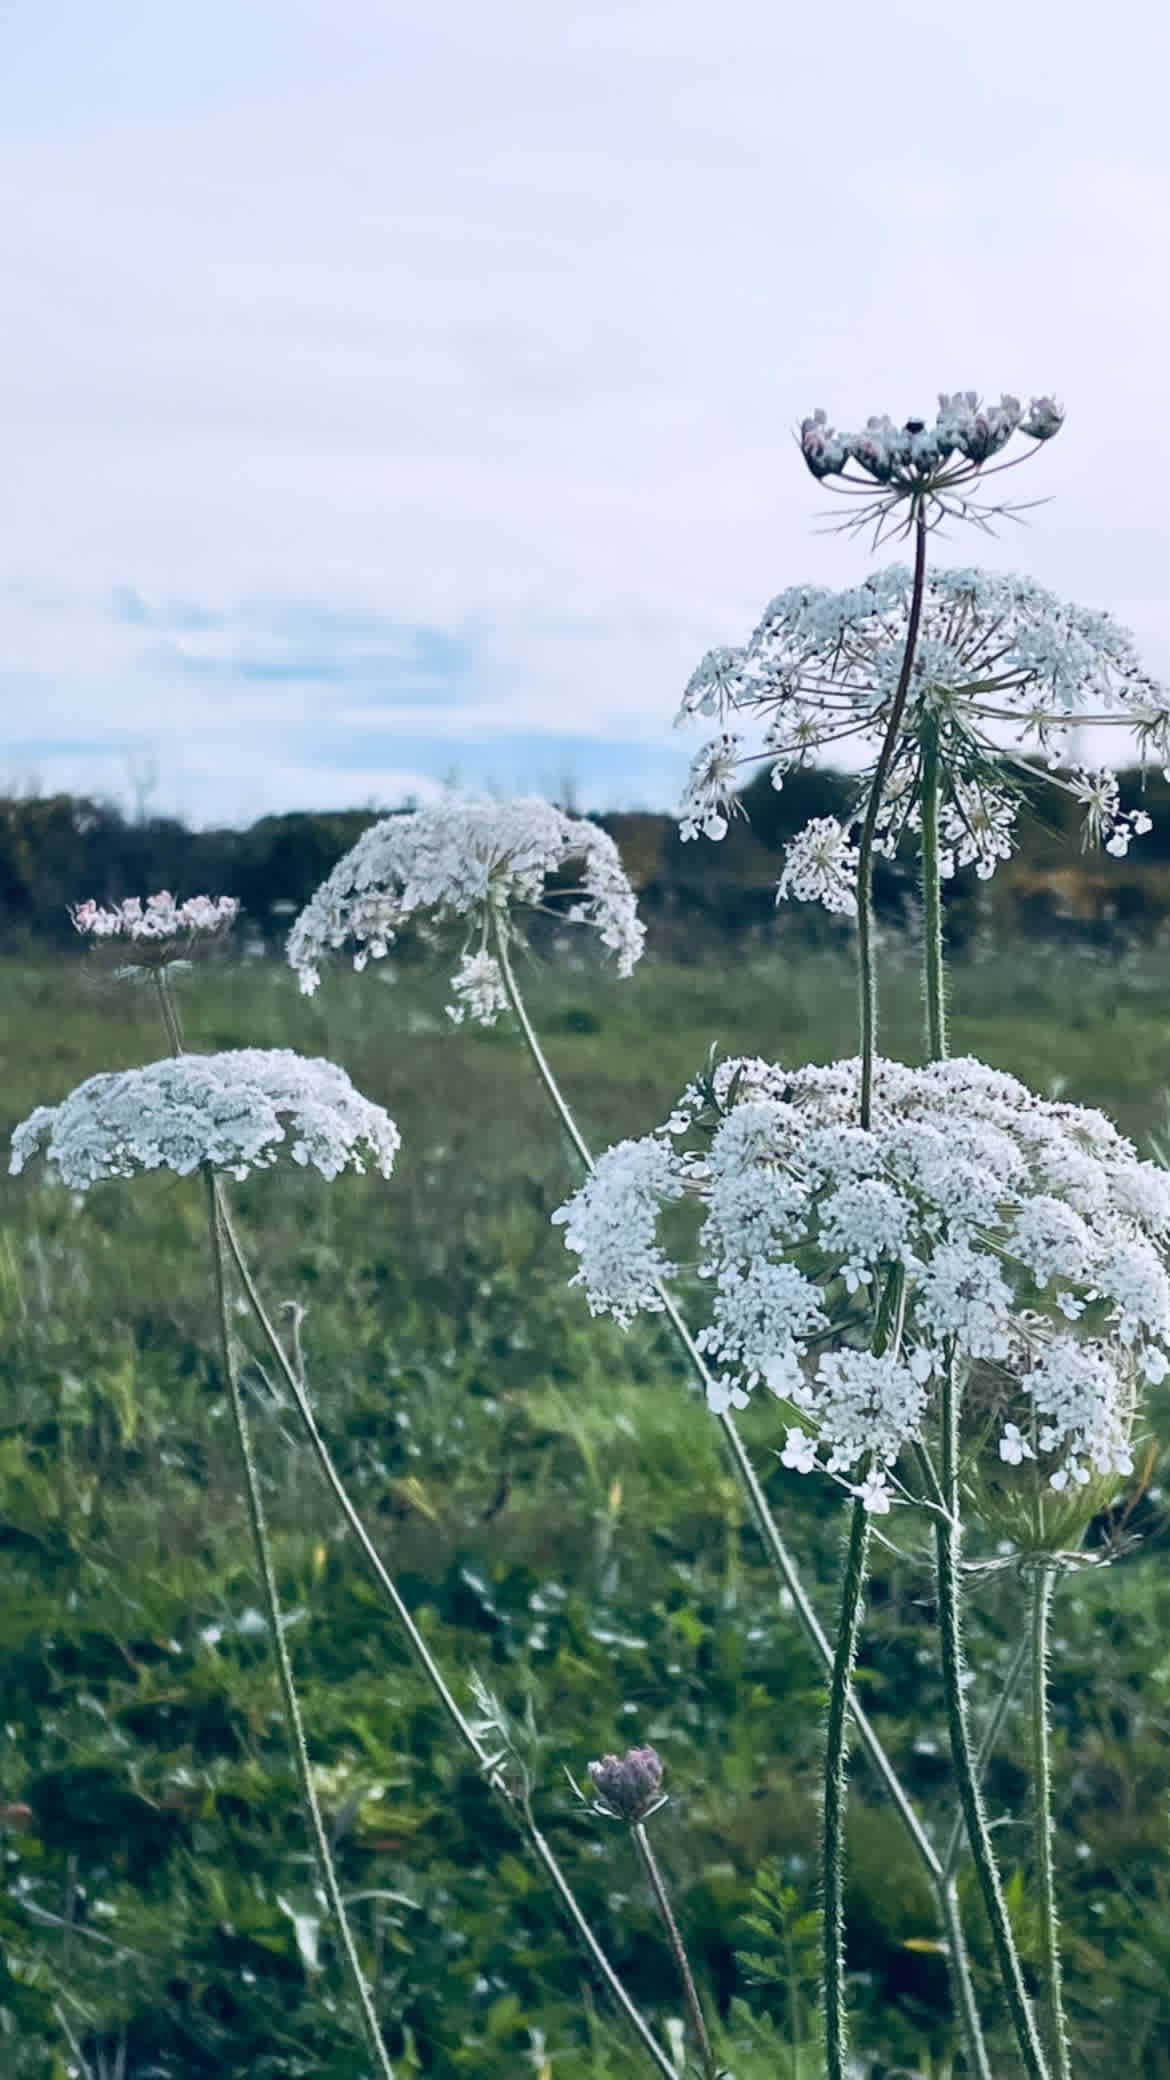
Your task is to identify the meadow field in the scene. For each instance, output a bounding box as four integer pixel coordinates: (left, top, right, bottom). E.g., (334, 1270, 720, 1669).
(3, 941, 1170, 2076)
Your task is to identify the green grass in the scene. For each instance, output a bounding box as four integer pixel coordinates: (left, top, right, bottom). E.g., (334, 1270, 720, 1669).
(3, 941, 1170, 2077)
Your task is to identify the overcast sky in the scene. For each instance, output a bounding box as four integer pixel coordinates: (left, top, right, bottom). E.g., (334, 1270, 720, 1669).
(3, 0, 1168, 825)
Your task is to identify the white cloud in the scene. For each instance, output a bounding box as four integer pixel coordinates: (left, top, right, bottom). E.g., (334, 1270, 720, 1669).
(1, 0, 1169, 822)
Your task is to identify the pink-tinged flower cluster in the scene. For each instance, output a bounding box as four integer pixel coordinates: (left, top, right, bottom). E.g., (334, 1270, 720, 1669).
(800, 390, 1063, 537)
(72, 893, 240, 942)
(555, 1054, 1167, 1513)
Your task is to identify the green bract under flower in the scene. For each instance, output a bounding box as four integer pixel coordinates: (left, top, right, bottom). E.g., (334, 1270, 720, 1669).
(554, 1054, 1169, 1513)
(9, 1050, 401, 1188)
(286, 794, 645, 1018)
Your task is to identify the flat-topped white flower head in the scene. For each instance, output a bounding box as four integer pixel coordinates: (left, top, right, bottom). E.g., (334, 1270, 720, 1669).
(678, 563, 1167, 898)
(71, 892, 240, 967)
(287, 794, 645, 1013)
(10, 1050, 401, 1189)
(555, 1053, 1168, 1510)
(800, 389, 1063, 538)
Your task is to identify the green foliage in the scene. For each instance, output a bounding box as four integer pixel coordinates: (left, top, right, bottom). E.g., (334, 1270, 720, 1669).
(3, 947, 1170, 2073)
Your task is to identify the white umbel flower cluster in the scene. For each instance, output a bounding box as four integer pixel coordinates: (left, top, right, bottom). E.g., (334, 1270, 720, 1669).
(287, 795, 645, 1011)
(799, 390, 1063, 537)
(678, 563, 1166, 896)
(555, 1054, 1169, 1510)
(71, 892, 240, 961)
(10, 1050, 401, 1188)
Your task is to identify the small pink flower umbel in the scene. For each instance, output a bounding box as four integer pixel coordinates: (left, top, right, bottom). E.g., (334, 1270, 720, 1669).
(71, 892, 240, 967)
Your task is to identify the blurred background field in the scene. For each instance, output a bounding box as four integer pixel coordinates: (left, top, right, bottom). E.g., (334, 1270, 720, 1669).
(4, 817, 1170, 2073)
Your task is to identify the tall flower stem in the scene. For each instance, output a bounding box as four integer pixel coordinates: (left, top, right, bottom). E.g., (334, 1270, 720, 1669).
(217, 1199, 676, 2080)
(491, 922, 992, 2079)
(935, 1356, 1050, 2080)
(823, 1495, 870, 2080)
(630, 1821, 720, 2080)
(202, 1169, 397, 2080)
(856, 501, 929, 1129)
(157, 981, 670, 2078)
(920, 718, 948, 1063)
(1031, 1566, 1071, 2079)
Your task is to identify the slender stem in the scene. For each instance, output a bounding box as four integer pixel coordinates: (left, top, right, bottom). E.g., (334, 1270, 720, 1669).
(943, 1630, 1030, 1880)
(631, 1821, 719, 2080)
(495, 915, 993, 2077)
(823, 1495, 870, 2080)
(1031, 1567, 1071, 2080)
(935, 1357, 1049, 2080)
(158, 944, 672, 2077)
(856, 502, 929, 1129)
(202, 1169, 396, 2080)
(493, 921, 941, 1882)
(920, 719, 948, 1064)
(218, 1194, 675, 2080)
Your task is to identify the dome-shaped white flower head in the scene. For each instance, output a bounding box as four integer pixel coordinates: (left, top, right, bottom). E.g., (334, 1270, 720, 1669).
(677, 564, 1167, 898)
(800, 390, 1063, 539)
(10, 1050, 401, 1189)
(286, 794, 645, 1017)
(555, 1053, 1169, 1513)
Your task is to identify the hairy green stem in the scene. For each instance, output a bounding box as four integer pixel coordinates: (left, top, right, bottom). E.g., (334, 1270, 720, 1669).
(935, 1359, 1049, 2080)
(203, 1169, 396, 2080)
(631, 1821, 719, 2080)
(920, 719, 948, 1063)
(856, 503, 929, 1128)
(943, 1631, 1030, 1881)
(823, 1496, 870, 2080)
(1031, 1568, 1071, 2079)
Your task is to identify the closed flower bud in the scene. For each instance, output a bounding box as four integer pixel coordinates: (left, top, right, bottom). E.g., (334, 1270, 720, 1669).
(588, 1745, 665, 1821)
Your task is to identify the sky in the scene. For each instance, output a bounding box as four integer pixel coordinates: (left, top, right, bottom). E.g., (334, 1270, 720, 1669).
(3, 0, 1169, 827)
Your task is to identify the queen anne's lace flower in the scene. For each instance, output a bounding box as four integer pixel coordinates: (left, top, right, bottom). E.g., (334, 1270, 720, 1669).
(71, 891, 240, 964)
(678, 563, 1167, 901)
(555, 1053, 1169, 1509)
(10, 1050, 401, 1189)
(287, 795, 645, 1011)
(446, 949, 508, 1027)
(799, 390, 1063, 537)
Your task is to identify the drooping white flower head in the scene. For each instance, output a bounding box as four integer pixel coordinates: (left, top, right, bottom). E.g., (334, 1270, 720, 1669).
(287, 794, 645, 1015)
(71, 892, 241, 966)
(10, 1050, 401, 1189)
(677, 563, 1167, 900)
(555, 1053, 1168, 1511)
(800, 390, 1063, 538)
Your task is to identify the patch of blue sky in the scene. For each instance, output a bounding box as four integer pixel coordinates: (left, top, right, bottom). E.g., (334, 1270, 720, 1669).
(293, 724, 688, 807)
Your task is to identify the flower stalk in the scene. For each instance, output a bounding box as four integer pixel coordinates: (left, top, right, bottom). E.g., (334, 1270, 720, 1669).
(920, 718, 948, 1064)
(202, 1167, 396, 2080)
(491, 920, 994, 2076)
(822, 1494, 870, 2080)
(1031, 1566, 1072, 2080)
(935, 1354, 1050, 2080)
(857, 501, 929, 1127)
(631, 1820, 720, 2080)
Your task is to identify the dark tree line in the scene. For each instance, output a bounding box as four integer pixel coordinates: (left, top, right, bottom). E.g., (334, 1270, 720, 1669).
(4, 764, 1170, 955)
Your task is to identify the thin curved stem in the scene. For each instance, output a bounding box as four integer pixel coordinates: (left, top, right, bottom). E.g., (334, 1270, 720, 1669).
(159, 954, 672, 2076)
(492, 922, 942, 1881)
(920, 719, 948, 1064)
(935, 1357, 1049, 2080)
(217, 1195, 675, 2080)
(492, 923, 999, 2078)
(203, 1169, 396, 2080)
(631, 1822, 719, 2080)
(1031, 1567, 1072, 2079)
(823, 1496, 870, 2080)
(856, 501, 929, 1129)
